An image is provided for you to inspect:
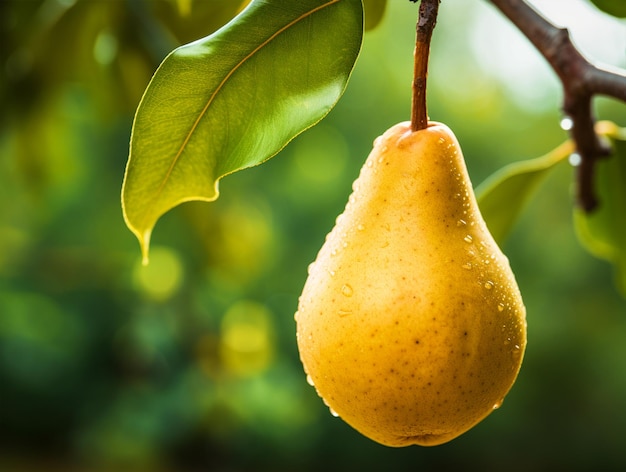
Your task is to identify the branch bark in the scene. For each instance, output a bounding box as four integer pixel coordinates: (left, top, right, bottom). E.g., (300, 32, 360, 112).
(488, 0, 626, 211)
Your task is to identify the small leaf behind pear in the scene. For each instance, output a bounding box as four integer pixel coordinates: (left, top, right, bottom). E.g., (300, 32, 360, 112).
(476, 141, 572, 245)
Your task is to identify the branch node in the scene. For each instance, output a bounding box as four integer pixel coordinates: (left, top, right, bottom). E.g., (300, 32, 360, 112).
(489, 0, 626, 212)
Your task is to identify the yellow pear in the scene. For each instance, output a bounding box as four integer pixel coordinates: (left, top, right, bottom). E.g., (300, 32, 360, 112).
(295, 121, 526, 447)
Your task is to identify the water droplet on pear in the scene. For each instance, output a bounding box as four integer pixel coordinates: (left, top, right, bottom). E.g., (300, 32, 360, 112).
(341, 284, 354, 297)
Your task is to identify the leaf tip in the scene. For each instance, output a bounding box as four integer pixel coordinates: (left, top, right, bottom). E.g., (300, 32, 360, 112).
(139, 229, 152, 266)
(122, 206, 152, 265)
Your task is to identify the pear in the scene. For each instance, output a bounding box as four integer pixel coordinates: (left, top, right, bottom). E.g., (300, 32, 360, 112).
(295, 121, 526, 447)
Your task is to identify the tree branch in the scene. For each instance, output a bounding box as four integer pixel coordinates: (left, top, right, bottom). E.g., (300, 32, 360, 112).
(488, 0, 626, 211)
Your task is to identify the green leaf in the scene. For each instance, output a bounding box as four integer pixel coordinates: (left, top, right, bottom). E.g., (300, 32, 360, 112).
(122, 0, 364, 262)
(589, 0, 626, 18)
(363, 0, 388, 30)
(574, 123, 626, 296)
(476, 141, 573, 245)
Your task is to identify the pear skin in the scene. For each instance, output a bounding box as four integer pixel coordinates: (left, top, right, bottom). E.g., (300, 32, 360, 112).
(295, 121, 526, 447)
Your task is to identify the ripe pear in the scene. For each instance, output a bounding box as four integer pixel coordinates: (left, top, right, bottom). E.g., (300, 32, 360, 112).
(295, 121, 526, 447)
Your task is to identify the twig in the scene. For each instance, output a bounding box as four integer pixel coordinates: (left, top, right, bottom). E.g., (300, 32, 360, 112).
(488, 0, 626, 212)
(411, 0, 440, 132)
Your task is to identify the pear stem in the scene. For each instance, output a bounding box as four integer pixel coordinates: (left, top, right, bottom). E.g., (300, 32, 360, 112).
(411, 0, 440, 132)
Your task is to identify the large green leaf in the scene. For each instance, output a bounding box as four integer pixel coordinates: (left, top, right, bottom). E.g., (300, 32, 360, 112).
(574, 122, 626, 296)
(122, 0, 363, 262)
(589, 0, 626, 18)
(476, 141, 573, 245)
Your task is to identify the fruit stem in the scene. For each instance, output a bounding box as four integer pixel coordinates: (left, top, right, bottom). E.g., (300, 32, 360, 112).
(411, 0, 440, 132)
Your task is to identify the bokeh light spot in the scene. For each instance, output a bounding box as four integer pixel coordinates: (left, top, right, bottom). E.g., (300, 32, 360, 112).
(133, 246, 183, 301)
(94, 29, 118, 66)
(219, 300, 275, 376)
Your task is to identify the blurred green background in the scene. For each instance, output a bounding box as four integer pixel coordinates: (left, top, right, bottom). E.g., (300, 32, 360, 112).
(1, 0, 626, 471)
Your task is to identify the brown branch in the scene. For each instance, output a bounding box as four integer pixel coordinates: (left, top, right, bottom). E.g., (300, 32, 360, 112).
(488, 0, 626, 212)
(411, 0, 440, 132)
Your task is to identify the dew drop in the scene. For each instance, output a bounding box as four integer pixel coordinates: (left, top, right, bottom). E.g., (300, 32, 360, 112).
(569, 152, 582, 167)
(497, 303, 505, 312)
(306, 374, 315, 386)
(338, 309, 353, 317)
(484, 281, 494, 290)
(366, 160, 373, 168)
(464, 235, 473, 244)
(512, 345, 522, 362)
(341, 284, 354, 297)
(342, 241, 348, 249)
(560, 116, 573, 131)
(492, 399, 503, 410)
(438, 137, 446, 144)
(329, 407, 340, 418)
(327, 269, 336, 277)
(357, 223, 365, 231)
(457, 219, 467, 227)
(307, 262, 316, 274)
(462, 262, 473, 270)
(330, 249, 338, 257)
(380, 241, 390, 248)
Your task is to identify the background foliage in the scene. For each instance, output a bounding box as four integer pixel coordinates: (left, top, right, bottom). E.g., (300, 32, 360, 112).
(1, 0, 625, 471)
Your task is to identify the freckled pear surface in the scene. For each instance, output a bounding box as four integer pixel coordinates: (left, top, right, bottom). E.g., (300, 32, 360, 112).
(295, 121, 527, 447)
